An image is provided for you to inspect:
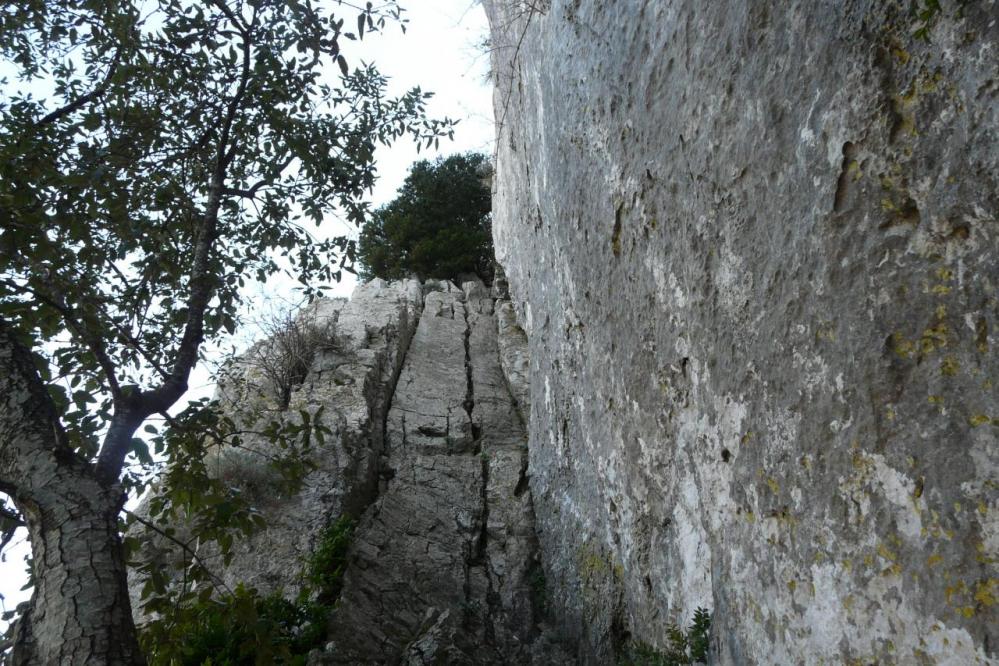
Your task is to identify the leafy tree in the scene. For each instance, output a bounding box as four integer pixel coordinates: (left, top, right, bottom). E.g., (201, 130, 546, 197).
(139, 516, 356, 665)
(0, 0, 452, 662)
(357, 151, 493, 282)
(621, 608, 712, 665)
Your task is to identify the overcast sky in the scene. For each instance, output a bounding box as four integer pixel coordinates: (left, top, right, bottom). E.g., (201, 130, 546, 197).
(0, 0, 494, 630)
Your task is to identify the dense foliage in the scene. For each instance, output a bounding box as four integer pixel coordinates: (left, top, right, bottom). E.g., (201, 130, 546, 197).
(622, 608, 712, 666)
(140, 516, 356, 666)
(0, 0, 451, 660)
(357, 152, 493, 282)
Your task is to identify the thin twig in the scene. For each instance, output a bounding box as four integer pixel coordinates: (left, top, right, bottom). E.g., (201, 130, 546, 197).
(123, 508, 234, 596)
(34, 50, 122, 127)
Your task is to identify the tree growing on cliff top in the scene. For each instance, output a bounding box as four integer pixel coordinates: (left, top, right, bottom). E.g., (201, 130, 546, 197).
(357, 151, 493, 282)
(0, 0, 452, 662)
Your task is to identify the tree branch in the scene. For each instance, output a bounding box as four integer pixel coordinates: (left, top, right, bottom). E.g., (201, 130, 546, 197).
(123, 509, 234, 597)
(207, 0, 250, 37)
(221, 179, 266, 198)
(34, 50, 121, 128)
(0, 278, 123, 399)
(95, 8, 255, 483)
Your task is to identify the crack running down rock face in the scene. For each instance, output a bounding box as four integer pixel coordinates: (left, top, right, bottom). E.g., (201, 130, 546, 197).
(319, 279, 569, 665)
(130, 278, 570, 663)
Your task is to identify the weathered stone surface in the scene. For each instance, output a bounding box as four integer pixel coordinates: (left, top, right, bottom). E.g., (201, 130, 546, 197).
(384, 284, 473, 456)
(324, 450, 486, 662)
(495, 299, 531, 422)
(319, 280, 568, 664)
(130, 279, 422, 605)
(466, 281, 538, 645)
(130, 278, 572, 662)
(485, 1, 998, 663)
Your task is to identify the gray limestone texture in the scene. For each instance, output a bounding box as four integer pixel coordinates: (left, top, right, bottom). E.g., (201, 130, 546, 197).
(319, 279, 569, 664)
(131, 278, 570, 664)
(484, 0, 998, 663)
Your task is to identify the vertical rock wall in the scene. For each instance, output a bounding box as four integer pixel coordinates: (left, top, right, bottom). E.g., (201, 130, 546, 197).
(134, 278, 569, 663)
(484, 1, 998, 663)
(321, 279, 566, 664)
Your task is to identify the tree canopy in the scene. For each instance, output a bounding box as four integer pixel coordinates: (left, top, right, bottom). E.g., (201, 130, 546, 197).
(357, 151, 493, 282)
(0, 0, 452, 662)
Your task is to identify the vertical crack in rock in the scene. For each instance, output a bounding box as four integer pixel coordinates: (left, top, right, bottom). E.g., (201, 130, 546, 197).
(513, 453, 530, 498)
(372, 295, 424, 491)
(462, 299, 478, 426)
(135, 279, 573, 664)
(333, 280, 424, 521)
(312, 280, 572, 664)
(461, 290, 496, 649)
(478, 430, 498, 645)
(320, 283, 484, 663)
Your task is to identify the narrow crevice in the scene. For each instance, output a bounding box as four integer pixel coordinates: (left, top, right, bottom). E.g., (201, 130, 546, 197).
(477, 452, 498, 646)
(461, 292, 483, 563)
(378, 295, 425, 459)
(341, 290, 425, 523)
(490, 295, 559, 644)
(475, 456, 490, 566)
(513, 451, 530, 497)
(460, 290, 500, 645)
(461, 535, 475, 628)
(832, 141, 856, 213)
(461, 298, 476, 431)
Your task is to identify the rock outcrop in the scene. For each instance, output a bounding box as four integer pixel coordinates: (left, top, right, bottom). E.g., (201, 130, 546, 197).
(484, 1, 998, 663)
(132, 278, 568, 664)
(129, 279, 422, 611)
(206, 279, 423, 596)
(319, 279, 565, 664)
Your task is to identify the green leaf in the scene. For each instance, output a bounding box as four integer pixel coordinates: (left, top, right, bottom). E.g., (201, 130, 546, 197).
(130, 439, 153, 465)
(2, 4, 457, 656)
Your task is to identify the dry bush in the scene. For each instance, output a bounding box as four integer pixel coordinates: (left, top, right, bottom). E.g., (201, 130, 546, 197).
(247, 308, 338, 409)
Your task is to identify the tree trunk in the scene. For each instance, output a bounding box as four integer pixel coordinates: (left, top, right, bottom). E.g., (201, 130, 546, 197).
(1, 325, 144, 665)
(9, 482, 143, 665)
(11, 491, 144, 664)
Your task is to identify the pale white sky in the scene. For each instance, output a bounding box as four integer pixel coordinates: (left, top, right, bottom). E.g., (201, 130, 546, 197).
(0, 0, 493, 630)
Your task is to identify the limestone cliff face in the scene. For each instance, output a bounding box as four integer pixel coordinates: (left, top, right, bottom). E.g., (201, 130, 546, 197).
(320, 279, 563, 664)
(134, 278, 568, 663)
(484, 1, 998, 663)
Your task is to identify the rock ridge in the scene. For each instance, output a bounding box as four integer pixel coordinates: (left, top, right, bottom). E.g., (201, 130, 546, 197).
(130, 277, 570, 664)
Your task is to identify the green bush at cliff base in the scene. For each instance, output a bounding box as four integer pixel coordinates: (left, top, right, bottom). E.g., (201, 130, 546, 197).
(140, 516, 355, 665)
(142, 586, 327, 666)
(357, 152, 493, 282)
(620, 608, 711, 666)
(305, 514, 355, 605)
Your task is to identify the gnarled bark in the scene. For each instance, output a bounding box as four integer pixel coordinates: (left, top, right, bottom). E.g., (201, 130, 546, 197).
(1, 324, 143, 665)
